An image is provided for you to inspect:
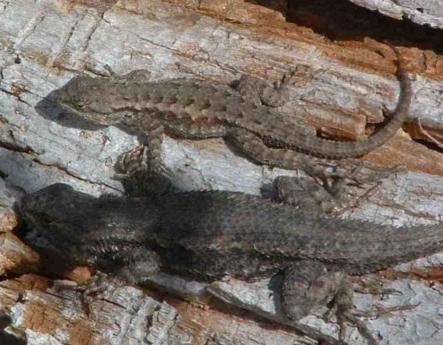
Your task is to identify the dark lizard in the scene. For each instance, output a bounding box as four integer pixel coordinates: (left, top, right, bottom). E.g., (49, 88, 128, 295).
(20, 184, 442, 345)
(51, 48, 411, 178)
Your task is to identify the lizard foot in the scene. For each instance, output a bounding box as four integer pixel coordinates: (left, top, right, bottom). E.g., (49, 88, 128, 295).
(352, 277, 419, 317)
(114, 145, 173, 195)
(331, 161, 407, 213)
(114, 145, 154, 176)
(328, 277, 417, 345)
(50, 273, 126, 316)
(353, 276, 402, 296)
(285, 159, 406, 215)
(51, 247, 161, 315)
(83, 272, 129, 316)
(327, 277, 382, 345)
(281, 262, 417, 345)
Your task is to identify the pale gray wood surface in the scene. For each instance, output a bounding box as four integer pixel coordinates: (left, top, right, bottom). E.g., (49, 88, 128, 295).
(348, 0, 443, 29)
(0, 0, 442, 344)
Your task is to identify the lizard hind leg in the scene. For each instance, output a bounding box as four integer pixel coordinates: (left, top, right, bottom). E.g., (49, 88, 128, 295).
(273, 160, 405, 217)
(281, 261, 345, 321)
(226, 128, 352, 214)
(273, 175, 342, 215)
(226, 127, 310, 170)
(233, 66, 312, 107)
(233, 75, 290, 107)
(282, 262, 382, 345)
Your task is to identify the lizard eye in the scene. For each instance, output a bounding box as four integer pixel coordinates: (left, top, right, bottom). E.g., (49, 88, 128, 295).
(74, 103, 86, 111)
(76, 96, 90, 109)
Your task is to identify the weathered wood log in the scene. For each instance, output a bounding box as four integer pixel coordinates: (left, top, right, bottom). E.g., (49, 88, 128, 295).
(0, 0, 442, 344)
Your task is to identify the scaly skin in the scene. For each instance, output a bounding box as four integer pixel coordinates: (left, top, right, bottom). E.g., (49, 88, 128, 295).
(20, 184, 442, 345)
(52, 50, 411, 173)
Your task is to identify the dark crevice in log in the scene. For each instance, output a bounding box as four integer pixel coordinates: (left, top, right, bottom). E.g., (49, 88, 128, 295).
(250, 0, 443, 53)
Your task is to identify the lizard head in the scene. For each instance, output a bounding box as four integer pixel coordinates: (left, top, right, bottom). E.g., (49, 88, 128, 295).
(20, 184, 161, 264)
(19, 184, 94, 263)
(54, 75, 125, 126)
(20, 183, 91, 224)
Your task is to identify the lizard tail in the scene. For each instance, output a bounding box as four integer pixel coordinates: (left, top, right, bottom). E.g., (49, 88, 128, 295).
(267, 46, 412, 159)
(324, 217, 443, 274)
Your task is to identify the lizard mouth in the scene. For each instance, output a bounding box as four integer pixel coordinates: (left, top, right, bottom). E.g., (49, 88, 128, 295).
(57, 101, 82, 115)
(57, 101, 112, 126)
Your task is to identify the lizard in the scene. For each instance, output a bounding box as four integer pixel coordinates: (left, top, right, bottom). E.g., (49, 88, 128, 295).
(51, 47, 411, 181)
(20, 183, 442, 345)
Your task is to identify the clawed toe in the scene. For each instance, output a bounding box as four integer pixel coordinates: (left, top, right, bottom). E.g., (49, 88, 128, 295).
(51, 272, 126, 316)
(328, 278, 419, 345)
(114, 145, 173, 195)
(80, 273, 126, 314)
(115, 145, 150, 175)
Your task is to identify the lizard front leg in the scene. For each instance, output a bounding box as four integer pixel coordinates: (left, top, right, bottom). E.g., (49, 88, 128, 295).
(116, 114, 165, 176)
(72, 246, 161, 314)
(115, 113, 173, 194)
(104, 246, 161, 285)
(225, 128, 348, 212)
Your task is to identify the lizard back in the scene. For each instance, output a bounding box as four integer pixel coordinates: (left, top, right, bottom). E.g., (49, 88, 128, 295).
(154, 190, 441, 277)
(20, 185, 441, 281)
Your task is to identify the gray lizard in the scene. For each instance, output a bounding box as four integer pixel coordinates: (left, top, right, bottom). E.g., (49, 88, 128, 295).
(20, 184, 442, 345)
(52, 48, 411, 178)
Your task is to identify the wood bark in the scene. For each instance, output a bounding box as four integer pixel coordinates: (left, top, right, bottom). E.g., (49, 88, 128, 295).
(0, 0, 442, 344)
